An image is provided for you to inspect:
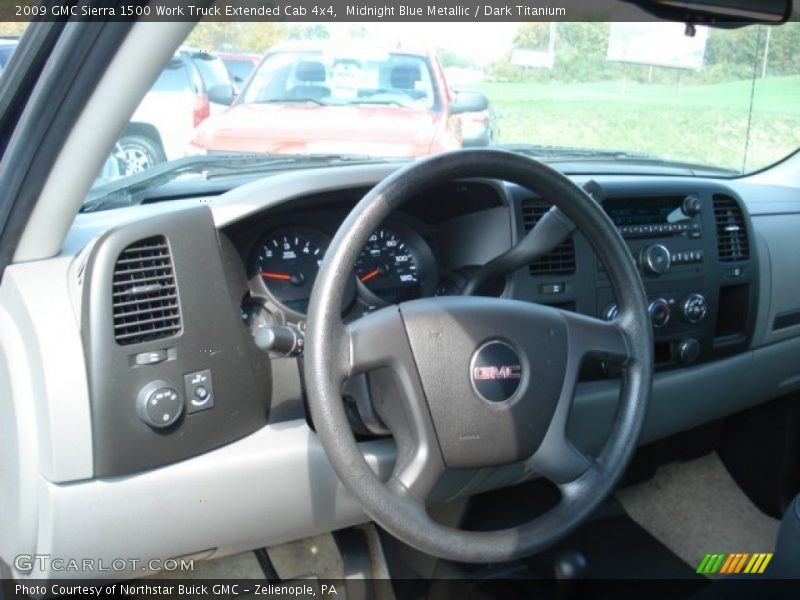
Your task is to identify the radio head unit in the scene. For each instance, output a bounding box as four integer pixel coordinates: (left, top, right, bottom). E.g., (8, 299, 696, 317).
(604, 195, 703, 238)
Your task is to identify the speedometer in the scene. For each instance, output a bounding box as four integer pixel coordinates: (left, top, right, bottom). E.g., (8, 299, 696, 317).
(356, 226, 436, 304)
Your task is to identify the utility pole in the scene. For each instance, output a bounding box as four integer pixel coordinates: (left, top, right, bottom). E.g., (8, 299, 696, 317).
(762, 26, 772, 79)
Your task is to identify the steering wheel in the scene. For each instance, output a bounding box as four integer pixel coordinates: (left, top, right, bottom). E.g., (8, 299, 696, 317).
(305, 149, 653, 563)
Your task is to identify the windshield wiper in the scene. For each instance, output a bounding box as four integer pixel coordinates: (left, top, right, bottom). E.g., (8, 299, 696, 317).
(82, 153, 387, 212)
(496, 143, 740, 176)
(496, 143, 654, 161)
(256, 97, 328, 106)
(347, 99, 405, 107)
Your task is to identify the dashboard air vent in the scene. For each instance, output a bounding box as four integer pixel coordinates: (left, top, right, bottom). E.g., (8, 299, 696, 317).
(713, 195, 749, 262)
(521, 199, 576, 275)
(112, 236, 181, 345)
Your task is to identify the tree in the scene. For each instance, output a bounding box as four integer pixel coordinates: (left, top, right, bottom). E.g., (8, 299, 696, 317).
(513, 23, 552, 50)
(437, 49, 475, 69)
(185, 22, 286, 54)
(286, 24, 331, 40)
(0, 22, 27, 37)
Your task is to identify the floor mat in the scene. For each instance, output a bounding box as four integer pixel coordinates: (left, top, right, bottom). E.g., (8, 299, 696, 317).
(525, 500, 701, 579)
(456, 479, 701, 580)
(617, 452, 780, 577)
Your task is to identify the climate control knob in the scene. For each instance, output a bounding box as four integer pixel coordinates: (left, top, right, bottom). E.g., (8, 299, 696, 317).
(648, 298, 671, 329)
(682, 293, 708, 323)
(640, 244, 671, 276)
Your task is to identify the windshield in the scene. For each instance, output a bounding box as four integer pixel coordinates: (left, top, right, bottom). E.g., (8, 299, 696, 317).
(241, 49, 437, 110)
(85, 20, 799, 195)
(187, 52, 233, 90)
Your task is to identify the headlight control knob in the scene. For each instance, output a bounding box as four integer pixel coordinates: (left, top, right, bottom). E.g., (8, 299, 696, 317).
(136, 380, 183, 429)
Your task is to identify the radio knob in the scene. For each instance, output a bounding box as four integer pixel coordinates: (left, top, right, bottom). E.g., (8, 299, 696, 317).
(640, 244, 671, 276)
(648, 298, 671, 329)
(682, 293, 708, 323)
(682, 194, 702, 217)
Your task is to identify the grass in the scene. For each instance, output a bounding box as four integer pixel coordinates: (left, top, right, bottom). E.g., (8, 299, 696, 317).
(475, 76, 800, 173)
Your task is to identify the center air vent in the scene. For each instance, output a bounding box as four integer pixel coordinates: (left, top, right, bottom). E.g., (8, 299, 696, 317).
(520, 199, 576, 275)
(713, 195, 749, 262)
(112, 236, 181, 345)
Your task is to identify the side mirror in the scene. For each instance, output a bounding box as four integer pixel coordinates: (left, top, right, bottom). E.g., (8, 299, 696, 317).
(207, 83, 235, 106)
(449, 90, 489, 115)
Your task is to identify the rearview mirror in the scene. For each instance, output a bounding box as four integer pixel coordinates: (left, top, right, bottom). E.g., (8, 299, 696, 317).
(207, 83, 235, 106)
(449, 91, 489, 115)
(625, 0, 791, 24)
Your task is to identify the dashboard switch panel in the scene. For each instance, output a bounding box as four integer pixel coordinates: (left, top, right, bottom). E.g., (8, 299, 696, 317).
(185, 369, 214, 414)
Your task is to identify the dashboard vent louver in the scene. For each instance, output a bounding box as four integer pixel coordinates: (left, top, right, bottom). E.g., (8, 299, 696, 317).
(713, 195, 749, 262)
(521, 199, 576, 275)
(112, 236, 181, 345)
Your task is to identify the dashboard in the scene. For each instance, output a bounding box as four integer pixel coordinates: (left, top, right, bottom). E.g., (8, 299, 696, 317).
(8, 160, 800, 580)
(69, 171, 764, 478)
(226, 178, 757, 378)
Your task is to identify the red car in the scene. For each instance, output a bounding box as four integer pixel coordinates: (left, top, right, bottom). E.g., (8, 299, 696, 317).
(190, 42, 488, 158)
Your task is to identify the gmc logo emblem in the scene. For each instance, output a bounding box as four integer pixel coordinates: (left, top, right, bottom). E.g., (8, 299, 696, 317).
(472, 365, 522, 381)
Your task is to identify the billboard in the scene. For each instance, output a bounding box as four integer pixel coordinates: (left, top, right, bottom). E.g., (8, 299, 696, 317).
(607, 22, 709, 71)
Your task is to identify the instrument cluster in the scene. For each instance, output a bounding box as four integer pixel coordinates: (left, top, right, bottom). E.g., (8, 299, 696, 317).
(244, 217, 441, 324)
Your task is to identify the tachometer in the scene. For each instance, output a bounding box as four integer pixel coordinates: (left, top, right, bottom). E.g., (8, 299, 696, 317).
(356, 226, 436, 304)
(251, 227, 327, 315)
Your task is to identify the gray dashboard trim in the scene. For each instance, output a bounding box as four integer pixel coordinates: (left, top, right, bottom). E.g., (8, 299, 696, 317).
(14, 423, 395, 580)
(571, 334, 800, 454)
(211, 164, 402, 228)
(750, 214, 800, 347)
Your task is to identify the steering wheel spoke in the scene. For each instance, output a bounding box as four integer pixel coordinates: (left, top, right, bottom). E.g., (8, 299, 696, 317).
(528, 310, 628, 486)
(344, 306, 446, 503)
(526, 351, 596, 485)
(563, 310, 630, 366)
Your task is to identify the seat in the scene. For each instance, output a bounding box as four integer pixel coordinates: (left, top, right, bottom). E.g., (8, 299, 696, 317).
(287, 60, 329, 101)
(389, 64, 424, 100)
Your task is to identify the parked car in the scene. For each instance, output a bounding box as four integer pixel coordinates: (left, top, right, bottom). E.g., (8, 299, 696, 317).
(219, 52, 261, 90)
(115, 49, 235, 176)
(190, 41, 488, 158)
